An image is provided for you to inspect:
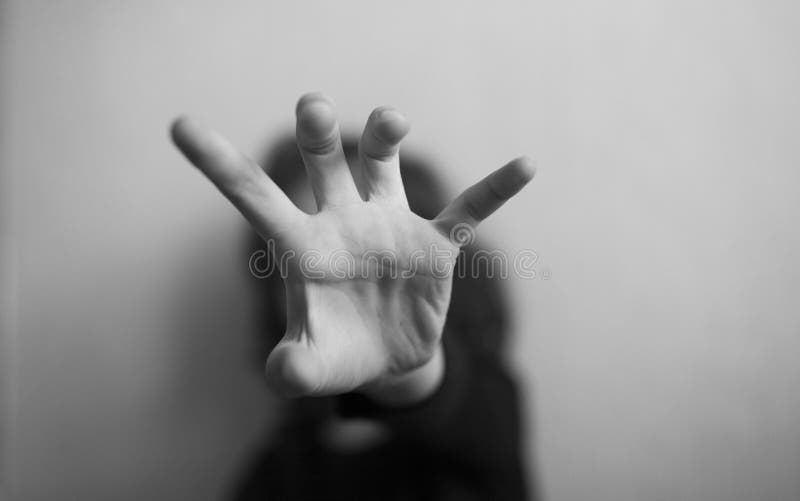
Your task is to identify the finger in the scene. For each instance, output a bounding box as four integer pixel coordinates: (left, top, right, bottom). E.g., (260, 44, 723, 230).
(359, 106, 411, 205)
(434, 156, 536, 239)
(170, 116, 305, 236)
(295, 93, 360, 208)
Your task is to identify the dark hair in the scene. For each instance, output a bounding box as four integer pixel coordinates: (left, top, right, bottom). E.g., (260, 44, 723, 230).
(245, 135, 511, 369)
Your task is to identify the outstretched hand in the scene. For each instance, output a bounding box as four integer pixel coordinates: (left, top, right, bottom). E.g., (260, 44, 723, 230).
(171, 93, 535, 401)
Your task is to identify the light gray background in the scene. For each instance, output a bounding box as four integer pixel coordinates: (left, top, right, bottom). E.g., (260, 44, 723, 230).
(2, 1, 799, 500)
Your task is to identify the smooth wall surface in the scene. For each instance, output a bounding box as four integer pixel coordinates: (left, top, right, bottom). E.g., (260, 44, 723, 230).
(2, 1, 800, 500)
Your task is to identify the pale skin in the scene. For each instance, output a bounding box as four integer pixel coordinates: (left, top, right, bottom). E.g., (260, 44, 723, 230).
(171, 93, 535, 406)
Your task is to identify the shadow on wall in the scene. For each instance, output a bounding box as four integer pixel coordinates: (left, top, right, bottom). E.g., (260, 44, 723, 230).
(161, 225, 284, 499)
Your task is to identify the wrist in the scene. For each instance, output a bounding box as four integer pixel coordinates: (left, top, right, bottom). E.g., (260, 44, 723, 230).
(358, 343, 445, 407)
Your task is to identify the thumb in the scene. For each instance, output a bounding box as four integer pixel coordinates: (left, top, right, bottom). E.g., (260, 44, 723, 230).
(265, 341, 324, 398)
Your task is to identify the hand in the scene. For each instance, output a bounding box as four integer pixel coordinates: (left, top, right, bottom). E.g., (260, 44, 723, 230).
(170, 93, 535, 400)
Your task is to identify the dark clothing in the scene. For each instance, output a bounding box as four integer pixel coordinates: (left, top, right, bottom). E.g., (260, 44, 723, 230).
(231, 333, 531, 501)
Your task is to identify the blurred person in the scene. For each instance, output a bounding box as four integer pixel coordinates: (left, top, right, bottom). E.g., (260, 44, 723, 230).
(171, 93, 537, 500)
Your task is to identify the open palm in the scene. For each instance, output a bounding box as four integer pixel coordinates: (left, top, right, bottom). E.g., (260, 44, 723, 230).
(171, 93, 535, 398)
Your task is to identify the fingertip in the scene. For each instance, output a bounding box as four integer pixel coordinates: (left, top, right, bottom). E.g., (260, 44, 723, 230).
(295, 93, 339, 151)
(369, 107, 411, 145)
(295, 91, 336, 116)
(169, 115, 214, 165)
(512, 156, 537, 180)
(169, 115, 195, 145)
(483, 156, 537, 201)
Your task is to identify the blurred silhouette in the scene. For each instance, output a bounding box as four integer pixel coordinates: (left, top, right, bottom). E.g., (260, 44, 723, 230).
(230, 136, 535, 501)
